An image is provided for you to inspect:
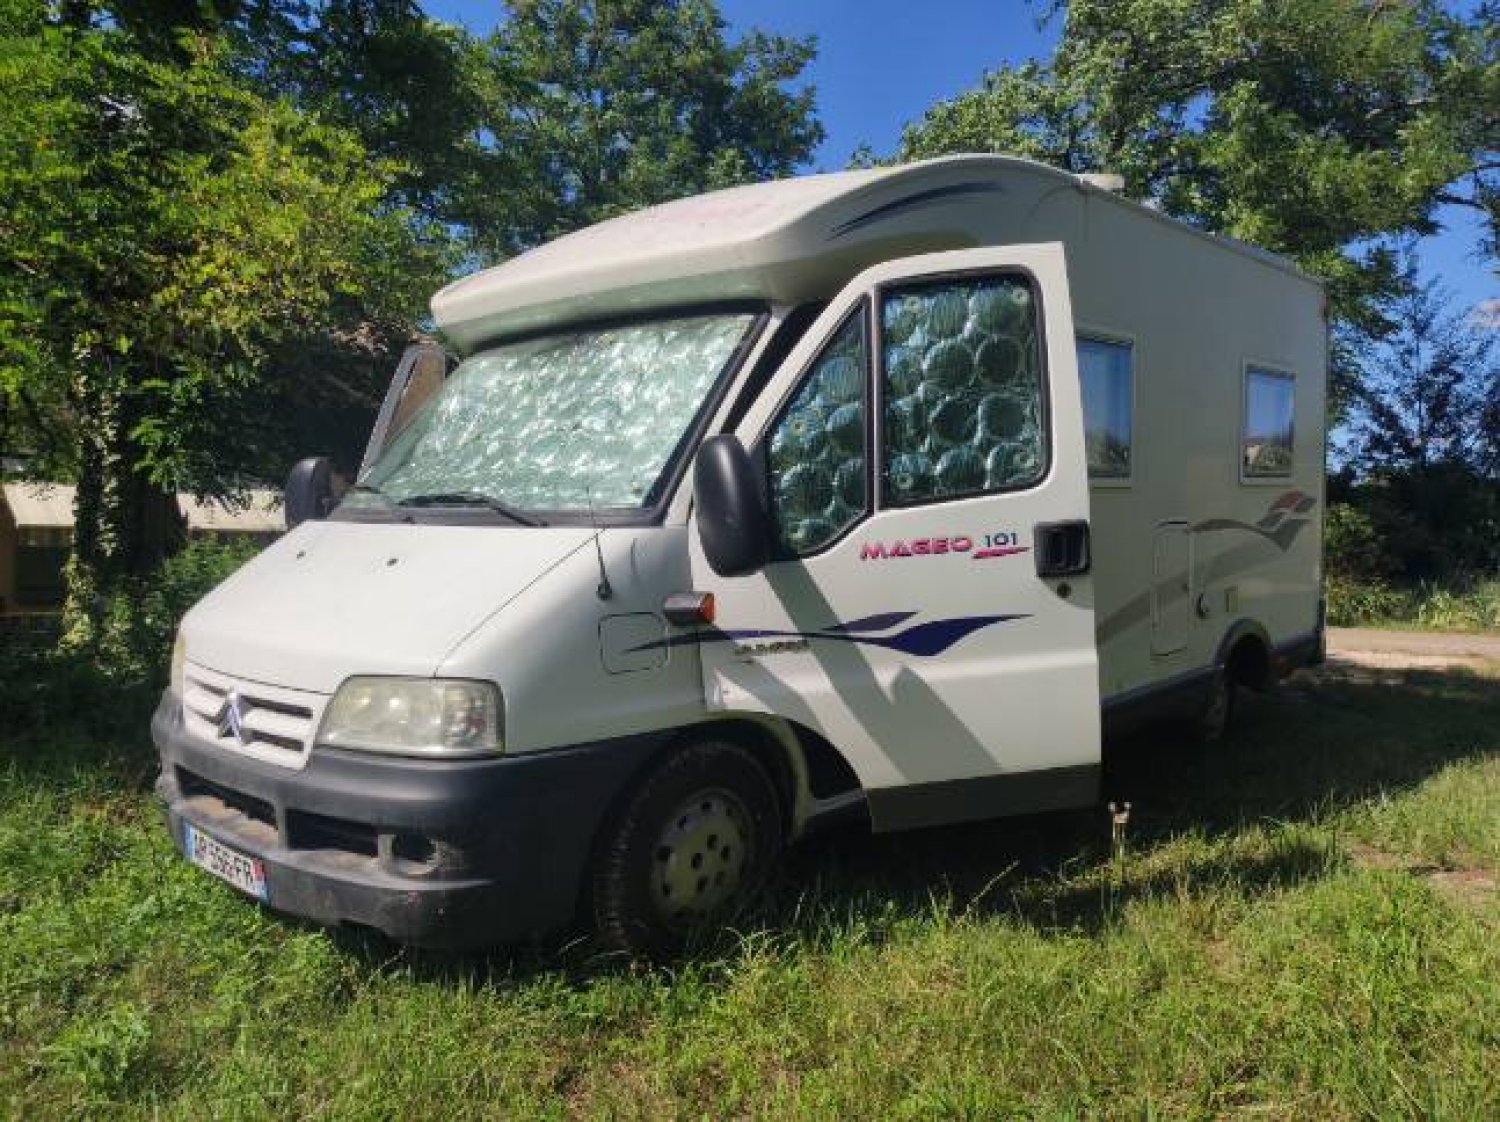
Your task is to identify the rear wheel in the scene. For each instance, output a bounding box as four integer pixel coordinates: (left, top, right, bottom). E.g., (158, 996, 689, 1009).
(592, 740, 783, 959)
(1192, 667, 1237, 744)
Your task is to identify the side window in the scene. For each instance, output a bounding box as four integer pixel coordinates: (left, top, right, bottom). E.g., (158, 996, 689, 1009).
(1243, 367, 1295, 478)
(767, 311, 868, 554)
(1078, 336, 1133, 479)
(880, 274, 1046, 505)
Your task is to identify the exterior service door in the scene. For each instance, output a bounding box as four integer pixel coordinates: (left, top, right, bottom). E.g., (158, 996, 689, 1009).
(690, 246, 1100, 831)
(1151, 521, 1192, 656)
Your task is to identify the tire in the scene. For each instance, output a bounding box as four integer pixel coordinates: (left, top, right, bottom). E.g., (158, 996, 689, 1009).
(591, 739, 784, 959)
(1191, 667, 1237, 744)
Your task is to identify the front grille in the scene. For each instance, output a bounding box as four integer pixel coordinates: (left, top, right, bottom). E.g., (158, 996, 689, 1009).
(178, 767, 277, 831)
(181, 663, 325, 768)
(287, 810, 379, 857)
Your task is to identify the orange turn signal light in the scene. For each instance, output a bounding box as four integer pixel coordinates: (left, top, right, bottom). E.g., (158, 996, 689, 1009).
(663, 591, 716, 626)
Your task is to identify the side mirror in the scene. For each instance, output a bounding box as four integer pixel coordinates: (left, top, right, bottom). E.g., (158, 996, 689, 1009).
(694, 435, 771, 577)
(285, 456, 335, 529)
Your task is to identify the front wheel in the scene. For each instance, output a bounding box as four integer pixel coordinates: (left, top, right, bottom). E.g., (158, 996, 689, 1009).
(591, 740, 784, 959)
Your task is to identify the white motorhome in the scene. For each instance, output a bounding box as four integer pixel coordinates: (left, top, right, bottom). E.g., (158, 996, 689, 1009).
(154, 155, 1326, 954)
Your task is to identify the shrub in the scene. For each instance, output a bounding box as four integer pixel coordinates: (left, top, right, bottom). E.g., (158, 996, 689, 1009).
(94, 536, 262, 685)
(1325, 576, 1411, 626)
(1413, 581, 1500, 632)
(1326, 576, 1500, 631)
(0, 537, 260, 737)
(1324, 502, 1394, 581)
(1332, 467, 1500, 585)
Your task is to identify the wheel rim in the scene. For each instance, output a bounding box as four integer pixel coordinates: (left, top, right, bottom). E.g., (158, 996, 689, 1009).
(650, 788, 751, 924)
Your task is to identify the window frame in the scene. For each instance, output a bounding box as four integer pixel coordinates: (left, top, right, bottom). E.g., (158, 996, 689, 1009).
(757, 299, 875, 561)
(1075, 327, 1137, 488)
(873, 266, 1053, 510)
(1240, 362, 1297, 484)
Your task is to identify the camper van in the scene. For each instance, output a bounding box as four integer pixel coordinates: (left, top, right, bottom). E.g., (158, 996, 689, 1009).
(152, 155, 1326, 954)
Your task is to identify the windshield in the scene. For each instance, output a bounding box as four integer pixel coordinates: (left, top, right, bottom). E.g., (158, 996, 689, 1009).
(351, 311, 758, 514)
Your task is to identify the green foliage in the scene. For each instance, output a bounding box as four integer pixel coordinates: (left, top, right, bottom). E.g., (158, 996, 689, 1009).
(1324, 501, 1393, 582)
(0, 14, 449, 490)
(1334, 464, 1500, 584)
(1326, 462, 1500, 626)
(96, 536, 261, 683)
(1325, 575, 1411, 627)
(0, 538, 256, 734)
(231, 1, 493, 228)
(1344, 264, 1499, 474)
(1413, 581, 1500, 632)
(467, 0, 823, 256)
(1325, 576, 1500, 630)
(0, 8, 452, 641)
(893, 0, 1496, 371)
(0, 0, 822, 647)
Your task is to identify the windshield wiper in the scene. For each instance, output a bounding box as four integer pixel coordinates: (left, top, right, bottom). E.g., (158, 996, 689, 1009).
(396, 491, 543, 526)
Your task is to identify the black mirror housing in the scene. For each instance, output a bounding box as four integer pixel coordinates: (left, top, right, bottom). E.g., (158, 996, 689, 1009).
(285, 457, 335, 529)
(694, 435, 771, 577)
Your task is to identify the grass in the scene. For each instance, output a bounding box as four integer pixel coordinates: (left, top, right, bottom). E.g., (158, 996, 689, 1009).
(2, 659, 1498, 1118)
(1326, 576, 1500, 632)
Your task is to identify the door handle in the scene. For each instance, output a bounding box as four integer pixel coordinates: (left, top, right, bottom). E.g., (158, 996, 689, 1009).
(1034, 520, 1091, 577)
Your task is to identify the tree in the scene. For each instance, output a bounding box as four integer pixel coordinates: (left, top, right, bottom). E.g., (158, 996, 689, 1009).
(225, 1, 495, 230)
(0, 9, 449, 645)
(469, 0, 824, 257)
(893, 0, 1497, 380)
(1330, 260, 1500, 584)
(1346, 267, 1499, 475)
(1, 0, 824, 654)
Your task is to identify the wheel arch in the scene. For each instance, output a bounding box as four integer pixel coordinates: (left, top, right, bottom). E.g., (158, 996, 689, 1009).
(590, 713, 863, 852)
(1215, 618, 1273, 691)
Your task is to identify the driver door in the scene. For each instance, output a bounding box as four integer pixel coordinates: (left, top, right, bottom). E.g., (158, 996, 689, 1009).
(690, 245, 1100, 831)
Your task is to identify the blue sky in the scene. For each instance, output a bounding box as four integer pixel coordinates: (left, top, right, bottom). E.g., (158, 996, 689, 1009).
(423, 0, 1495, 319)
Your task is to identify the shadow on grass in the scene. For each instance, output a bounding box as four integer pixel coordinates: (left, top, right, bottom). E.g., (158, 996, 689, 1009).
(761, 663, 1500, 925)
(4, 658, 1498, 984)
(391, 662, 1500, 983)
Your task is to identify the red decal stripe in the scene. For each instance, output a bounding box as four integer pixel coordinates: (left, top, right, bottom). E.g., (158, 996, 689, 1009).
(972, 546, 1032, 560)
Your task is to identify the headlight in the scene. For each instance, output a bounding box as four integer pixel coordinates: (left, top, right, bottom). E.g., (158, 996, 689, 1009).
(169, 632, 186, 700)
(317, 677, 503, 757)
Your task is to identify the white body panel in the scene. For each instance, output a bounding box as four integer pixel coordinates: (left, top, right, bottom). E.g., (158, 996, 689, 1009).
(181, 520, 593, 694)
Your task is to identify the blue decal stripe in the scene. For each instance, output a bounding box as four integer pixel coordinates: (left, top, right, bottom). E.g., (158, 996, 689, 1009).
(821, 611, 919, 634)
(629, 613, 1029, 658)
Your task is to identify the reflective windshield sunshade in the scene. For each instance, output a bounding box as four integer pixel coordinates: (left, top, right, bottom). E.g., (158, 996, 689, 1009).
(355, 313, 757, 514)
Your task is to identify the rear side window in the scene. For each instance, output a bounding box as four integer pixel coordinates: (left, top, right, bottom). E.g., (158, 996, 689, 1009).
(879, 274, 1047, 505)
(766, 311, 869, 554)
(1243, 367, 1295, 478)
(1078, 336, 1133, 479)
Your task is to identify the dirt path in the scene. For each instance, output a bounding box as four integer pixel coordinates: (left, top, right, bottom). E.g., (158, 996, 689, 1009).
(1327, 627, 1500, 671)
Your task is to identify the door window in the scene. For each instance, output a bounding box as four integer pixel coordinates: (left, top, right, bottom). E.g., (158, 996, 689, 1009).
(879, 274, 1047, 505)
(766, 311, 869, 554)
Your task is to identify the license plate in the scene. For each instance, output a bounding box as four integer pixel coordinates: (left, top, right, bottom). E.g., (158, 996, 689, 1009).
(184, 824, 269, 902)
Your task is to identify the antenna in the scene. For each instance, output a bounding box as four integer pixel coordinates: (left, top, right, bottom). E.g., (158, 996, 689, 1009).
(585, 477, 614, 601)
(571, 412, 614, 601)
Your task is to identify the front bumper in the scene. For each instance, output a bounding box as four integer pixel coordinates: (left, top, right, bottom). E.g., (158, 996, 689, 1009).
(152, 695, 665, 949)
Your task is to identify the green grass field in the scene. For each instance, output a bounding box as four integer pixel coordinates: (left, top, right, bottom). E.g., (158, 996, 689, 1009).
(2, 658, 1497, 1119)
